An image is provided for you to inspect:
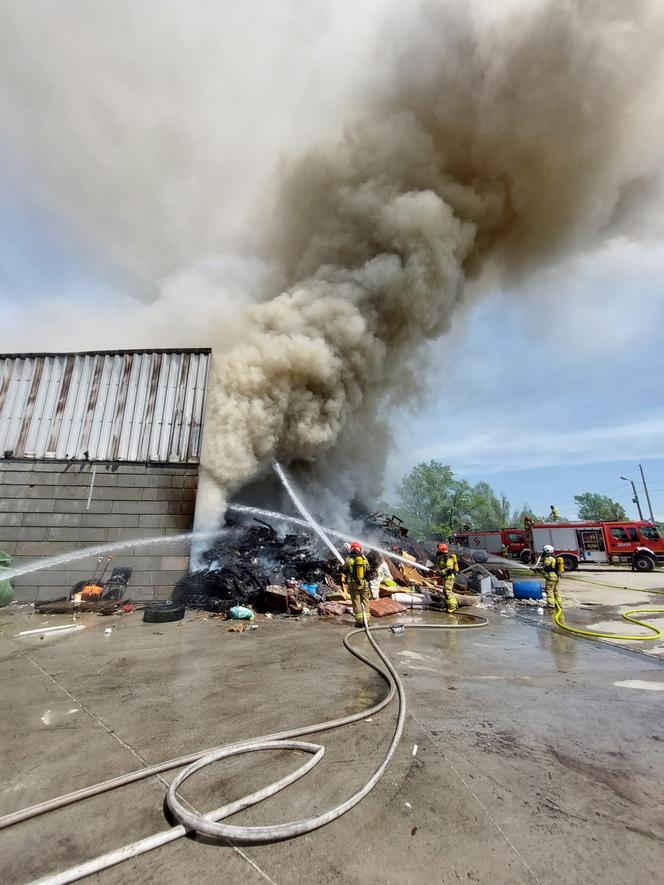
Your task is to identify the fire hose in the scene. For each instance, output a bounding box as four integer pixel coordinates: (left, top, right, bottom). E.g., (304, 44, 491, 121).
(2, 612, 488, 884)
(553, 591, 664, 642)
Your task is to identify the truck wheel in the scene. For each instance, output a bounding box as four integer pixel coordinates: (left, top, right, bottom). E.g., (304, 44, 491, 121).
(520, 549, 532, 564)
(561, 555, 578, 572)
(633, 554, 655, 573)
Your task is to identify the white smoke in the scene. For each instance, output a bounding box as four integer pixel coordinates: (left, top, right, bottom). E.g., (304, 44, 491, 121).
(1, 0, 663, 526)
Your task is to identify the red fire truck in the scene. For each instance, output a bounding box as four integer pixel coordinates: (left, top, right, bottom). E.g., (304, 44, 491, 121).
(453, 528, 529, 559)
(524, 521, 664, 572)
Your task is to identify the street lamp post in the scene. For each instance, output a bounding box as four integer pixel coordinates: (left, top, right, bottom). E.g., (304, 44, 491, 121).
(620, 476, 644, 521)
(639, 464, 656, 524)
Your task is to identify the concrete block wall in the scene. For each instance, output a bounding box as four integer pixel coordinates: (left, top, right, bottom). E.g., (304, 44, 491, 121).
(0, 460, 198, 602)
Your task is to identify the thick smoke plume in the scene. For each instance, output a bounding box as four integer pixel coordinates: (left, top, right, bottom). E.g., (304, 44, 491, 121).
(1, 1, 663, 526)
(201, 0, 664, 519)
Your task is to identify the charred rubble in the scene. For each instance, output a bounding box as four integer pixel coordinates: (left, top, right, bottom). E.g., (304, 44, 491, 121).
(173, 512, 511, 615)
(173, 520, 342, 613)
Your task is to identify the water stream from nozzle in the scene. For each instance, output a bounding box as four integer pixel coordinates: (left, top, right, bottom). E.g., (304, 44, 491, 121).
(272, 460, 344, 564)
(227, 503, 432, 571)
(2, 530, 227, 583)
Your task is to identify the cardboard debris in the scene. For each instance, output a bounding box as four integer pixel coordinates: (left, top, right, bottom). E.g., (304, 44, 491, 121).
(400, 564, 428, 587)
(386, 558, 410, 586)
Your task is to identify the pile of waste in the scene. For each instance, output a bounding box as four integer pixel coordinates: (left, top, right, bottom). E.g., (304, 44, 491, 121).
(173, 512, 514, 620)
(173, 521, 339, 615)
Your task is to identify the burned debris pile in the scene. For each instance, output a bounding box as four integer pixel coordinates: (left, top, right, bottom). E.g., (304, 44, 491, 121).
(172, 511, 512, 620)
(173, 521, 339, 614)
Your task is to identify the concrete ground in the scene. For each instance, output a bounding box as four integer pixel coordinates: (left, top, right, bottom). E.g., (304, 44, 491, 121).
(2, 589, 664, 885)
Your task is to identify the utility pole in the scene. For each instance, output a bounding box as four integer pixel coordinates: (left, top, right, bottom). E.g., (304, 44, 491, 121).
(621, 476, 644, 521)
(639, 463, 656, 524)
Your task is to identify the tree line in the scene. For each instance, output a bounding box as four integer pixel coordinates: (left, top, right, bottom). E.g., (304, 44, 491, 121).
(377, 460, 628, 539)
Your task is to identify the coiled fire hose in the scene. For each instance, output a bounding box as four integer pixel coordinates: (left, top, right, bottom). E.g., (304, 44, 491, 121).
(1, 610, 488, 884)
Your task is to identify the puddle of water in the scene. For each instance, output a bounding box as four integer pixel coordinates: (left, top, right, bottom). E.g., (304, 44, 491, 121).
(613, 680, 664, 691)
(41, 707, 80, 726)
(397, 650, 428, 661)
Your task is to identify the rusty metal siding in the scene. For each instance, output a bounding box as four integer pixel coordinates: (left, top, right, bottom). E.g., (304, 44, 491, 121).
(0, 350, 210, 462)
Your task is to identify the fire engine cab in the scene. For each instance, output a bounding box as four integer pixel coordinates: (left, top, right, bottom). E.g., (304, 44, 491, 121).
(524, 521, 664, 572)
(453, 528, 528, 558)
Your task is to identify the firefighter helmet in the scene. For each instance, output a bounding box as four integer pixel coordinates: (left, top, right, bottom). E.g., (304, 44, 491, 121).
(543, 544, 554, 554)
(437, 543, 449, 553)
(350, 541, 362, 553)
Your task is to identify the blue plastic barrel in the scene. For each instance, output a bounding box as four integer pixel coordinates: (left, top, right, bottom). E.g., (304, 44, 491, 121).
(512, 579, 543, 600)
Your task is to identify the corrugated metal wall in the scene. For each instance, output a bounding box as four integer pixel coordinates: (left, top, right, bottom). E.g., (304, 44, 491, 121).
(0, 350, 210, 463)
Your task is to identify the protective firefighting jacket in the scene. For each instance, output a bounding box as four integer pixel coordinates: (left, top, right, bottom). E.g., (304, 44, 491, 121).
(437, 555, 456, 578)
(543, 554, 564, 577)
(341, 554, 369, 587)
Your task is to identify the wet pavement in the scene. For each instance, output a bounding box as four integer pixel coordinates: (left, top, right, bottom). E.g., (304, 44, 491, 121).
(1, 603, 664, 884)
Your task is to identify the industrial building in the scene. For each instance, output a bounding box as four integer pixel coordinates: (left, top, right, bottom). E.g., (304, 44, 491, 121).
(0, 348, 211, 602)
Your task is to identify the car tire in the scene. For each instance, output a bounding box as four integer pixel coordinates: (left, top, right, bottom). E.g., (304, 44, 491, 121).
(633, 554, 655, 573)
(142, 602, 186, 623)
(561, 555, 578, 572)
(520, 549, 532, 564)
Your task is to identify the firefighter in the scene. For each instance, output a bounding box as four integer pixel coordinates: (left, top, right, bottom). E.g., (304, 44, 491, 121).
(542, 544, 564, 608)
(549, 505, 560, 522)
(436, 543, 458, 612)
(500, 543, 509, 559)
(340, 541, 371, 626)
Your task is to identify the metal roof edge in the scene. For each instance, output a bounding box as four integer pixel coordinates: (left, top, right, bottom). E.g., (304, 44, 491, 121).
(0, 347, 212, 359)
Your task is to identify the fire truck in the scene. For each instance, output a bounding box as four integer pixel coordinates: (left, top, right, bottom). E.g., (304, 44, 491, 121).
(453, 528, 529, 559)
(523, 521, 664, 572)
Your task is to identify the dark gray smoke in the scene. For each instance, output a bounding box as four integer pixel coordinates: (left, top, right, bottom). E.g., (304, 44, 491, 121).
(200, 0, 664, 522)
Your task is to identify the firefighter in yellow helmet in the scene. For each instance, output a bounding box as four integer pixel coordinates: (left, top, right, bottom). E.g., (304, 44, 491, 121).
(436, 543, 458, 612)
(542, 544, 564, 608)
(340, 541, 371, 626)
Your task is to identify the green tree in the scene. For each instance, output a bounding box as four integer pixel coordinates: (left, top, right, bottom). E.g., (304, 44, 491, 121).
(395, 461, 459, 537)
(574, 492, 627, 521)
(465, 482, 512, 530)
(394, 461, 532, 538)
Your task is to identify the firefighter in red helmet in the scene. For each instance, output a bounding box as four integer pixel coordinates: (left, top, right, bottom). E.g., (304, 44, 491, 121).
(340, 541, 371, 626)
(436, 543, 458, 612)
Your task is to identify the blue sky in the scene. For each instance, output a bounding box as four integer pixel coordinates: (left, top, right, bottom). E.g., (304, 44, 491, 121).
(387, 241, 664, 520)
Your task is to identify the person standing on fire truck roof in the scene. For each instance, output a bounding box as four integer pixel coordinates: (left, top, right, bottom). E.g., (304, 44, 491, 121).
(340, 542, 371, 626)
(436, 543, 458, 612)
(549, 505, 560, 522)
(542, 544, 565, 608)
